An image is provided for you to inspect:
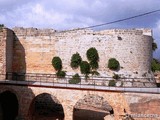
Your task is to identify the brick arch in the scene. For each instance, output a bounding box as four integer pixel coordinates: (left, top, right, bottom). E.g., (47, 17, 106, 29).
(28, 92, 64, 120)
(73, 94, 114, 120)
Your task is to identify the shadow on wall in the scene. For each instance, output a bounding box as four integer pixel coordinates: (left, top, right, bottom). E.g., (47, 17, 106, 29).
(6, 32, 26, 81)
(28, 93, 64, 120)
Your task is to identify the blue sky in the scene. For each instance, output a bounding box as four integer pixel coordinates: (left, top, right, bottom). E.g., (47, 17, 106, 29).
(0, 0, 160, 59)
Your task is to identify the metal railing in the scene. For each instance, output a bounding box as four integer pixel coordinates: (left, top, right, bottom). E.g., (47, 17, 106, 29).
(0, 72, 157, 87)
(0, 72, 160, 93)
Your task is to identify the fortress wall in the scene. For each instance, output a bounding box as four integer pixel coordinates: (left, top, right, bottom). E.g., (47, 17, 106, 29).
(12, 28, 153, 78)
(55, 30, 153, 77)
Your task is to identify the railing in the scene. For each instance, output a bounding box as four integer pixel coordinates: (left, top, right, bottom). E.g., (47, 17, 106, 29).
(0, 72, 160, 93)
(1, 72, 157, 87)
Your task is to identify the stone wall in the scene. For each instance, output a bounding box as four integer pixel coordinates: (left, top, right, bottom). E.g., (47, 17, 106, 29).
(12, 27, 153, 79)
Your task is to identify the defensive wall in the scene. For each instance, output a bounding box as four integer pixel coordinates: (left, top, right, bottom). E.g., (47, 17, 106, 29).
(0, 27, 155, 87)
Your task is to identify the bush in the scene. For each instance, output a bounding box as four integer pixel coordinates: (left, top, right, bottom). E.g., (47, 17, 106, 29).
(70, 52, 82, 69)
(56, 70, 66, 78)
(69, 73, 81, 84)
(52, 57, 62, 71)
(89, 61, 99, 69)
(112, 74, 120, 79)
(80, 61, 90, 75)
(86, 47, 99, 69)
(90, 70, 100, 76)
(108, 58, 120, 70)
(86, 47, 99, 61)
(152, 42, 157, 51)
(108, 80, 116, 86)
(151, 58, 160, 72)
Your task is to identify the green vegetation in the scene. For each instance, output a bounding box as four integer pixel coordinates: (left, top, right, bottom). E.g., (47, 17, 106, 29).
(52, 56, 66, 78)
(152, 42, 157, 51)
(80, 61, 90, 78)
(112, 73, 120, 80)
(56, 70, 66, 78)
(90, 70, 100, 76)
(108, 80, 116, 86)
(80, 61, 90, 74)
(108, 58, 120, 70)
(151, 58, 160, 72)
(69, 73, 81, 84)
(86, 47, 99, 69)
(70, 52, 82, 69)
(0, 24, 4, 28)
(52, 57, 62, 71)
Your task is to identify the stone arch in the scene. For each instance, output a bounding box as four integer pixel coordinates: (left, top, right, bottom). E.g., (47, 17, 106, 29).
(73, 94, 114, 120)
(28, 93, 64, 120)
(0, 90, 19, 120)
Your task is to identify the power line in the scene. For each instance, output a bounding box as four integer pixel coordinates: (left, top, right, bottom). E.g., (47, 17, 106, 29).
(59, 9, 160, 32)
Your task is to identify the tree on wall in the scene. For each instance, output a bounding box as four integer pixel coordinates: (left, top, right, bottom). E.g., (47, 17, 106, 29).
(70, 52, 82, 69)
(151, 58, 160, 72)
(152, 42, 157, 51)
(52, 57, 62, 71)
(86, 47, 99, 69)
(86, 47, 100, 76)
(52, 56, 66, 78)
(80, 61, 90, 78)
(107, 58, 120, 70)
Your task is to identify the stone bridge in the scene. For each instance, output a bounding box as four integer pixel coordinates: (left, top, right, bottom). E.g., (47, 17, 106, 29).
(0, 83, 160, 120)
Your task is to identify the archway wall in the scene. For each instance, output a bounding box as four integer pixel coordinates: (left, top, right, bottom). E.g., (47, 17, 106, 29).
(0, 85, 160, 120)
(26, 87, 129, 120)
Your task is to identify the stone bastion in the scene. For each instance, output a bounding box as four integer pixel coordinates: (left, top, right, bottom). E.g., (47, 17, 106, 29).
(0, 27, 156, 87)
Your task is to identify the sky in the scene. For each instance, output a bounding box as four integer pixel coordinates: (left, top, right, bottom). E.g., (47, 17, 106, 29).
(0, 0, 160, 59)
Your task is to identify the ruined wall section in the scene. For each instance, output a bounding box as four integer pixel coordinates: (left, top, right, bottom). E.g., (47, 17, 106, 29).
(12, 28, 153, 78)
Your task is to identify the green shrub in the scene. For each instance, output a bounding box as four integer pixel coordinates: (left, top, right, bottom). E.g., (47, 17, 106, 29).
(70, 52, 82, 69)
(80, 61, 90, 75)
(56, 70, 66, 78)
(112, 74, 120, 79)
(152, 42, 157, 51)
(52, 57, 62, 71)
(108, 80, 116, 86)
(0, 24, 4, 28)
(108, 58, 120, 70)
(90, 70, 100, 76)
(89, 61, 99, 69)
(151, 58, 160, 72)
(86, 47, 99, 61)
(69, 73, 81, 84)
(86, 47, 99, 69)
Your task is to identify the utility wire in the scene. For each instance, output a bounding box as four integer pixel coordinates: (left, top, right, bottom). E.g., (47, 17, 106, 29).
(59, 9, 160, 32)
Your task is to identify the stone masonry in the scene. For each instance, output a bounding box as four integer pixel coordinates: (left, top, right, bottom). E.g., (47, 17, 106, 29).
(0, 84, 160, 120)
(0, 27, 156, 86)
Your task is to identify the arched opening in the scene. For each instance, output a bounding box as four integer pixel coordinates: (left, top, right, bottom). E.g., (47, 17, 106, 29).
(0, 91, 19, 120)
(29, 93, 64, 120)
(73, 94, 114, 120)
